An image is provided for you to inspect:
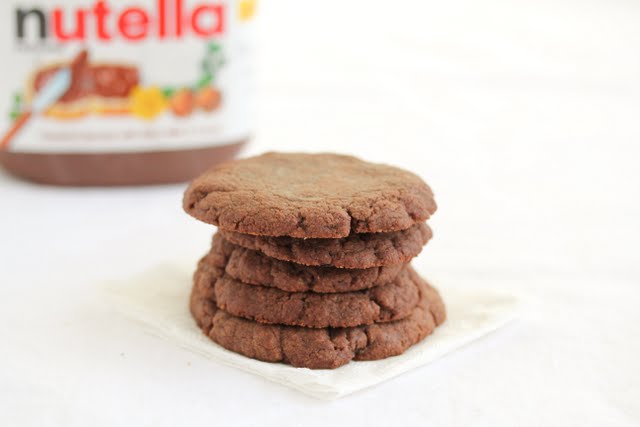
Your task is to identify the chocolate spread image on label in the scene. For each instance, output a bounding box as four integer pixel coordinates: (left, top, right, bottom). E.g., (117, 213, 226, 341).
(33, 55, 139, 103)
(29, 49, 140, 118)
(0, 0, 256, 185)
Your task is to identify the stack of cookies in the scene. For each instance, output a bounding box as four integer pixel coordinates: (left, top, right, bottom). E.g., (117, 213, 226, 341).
(183, 152, 445, 369)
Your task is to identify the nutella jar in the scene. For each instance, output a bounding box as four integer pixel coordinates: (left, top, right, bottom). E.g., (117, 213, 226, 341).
(0, 0, 255, 185)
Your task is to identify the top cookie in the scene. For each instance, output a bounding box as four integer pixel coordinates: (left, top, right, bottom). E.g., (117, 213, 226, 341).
(183, 152, 436, 238)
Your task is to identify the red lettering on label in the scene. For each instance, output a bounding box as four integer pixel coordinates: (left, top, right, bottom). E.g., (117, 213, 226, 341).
(17, 1, 226, 43)
(118, 7, 150, 41)
(191, 5, 224, 36)
(158, 0, 167, 38)
(52, 8, 86, 41)
(176, 0, 184, 37)
(93, 1, 111, 41)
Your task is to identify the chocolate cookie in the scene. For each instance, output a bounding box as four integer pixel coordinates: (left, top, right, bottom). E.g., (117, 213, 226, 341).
(196, 257, 421, 328)
(183, 152, 436, 238)
(219, 223, 432, 269)
(206, 234, 405, 293)
(190, 261, 446, 369)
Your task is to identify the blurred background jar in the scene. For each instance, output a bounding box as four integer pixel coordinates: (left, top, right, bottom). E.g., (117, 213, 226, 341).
(0, 0, 257, 185)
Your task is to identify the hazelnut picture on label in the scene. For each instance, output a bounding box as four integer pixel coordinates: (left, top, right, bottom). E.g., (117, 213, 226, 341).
(197, 87, 222, 112)
(170, 89, 196, 117)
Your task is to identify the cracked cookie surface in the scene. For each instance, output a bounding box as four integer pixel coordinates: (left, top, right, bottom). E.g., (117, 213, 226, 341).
(195, 253, 421, 328)
(220, 223, 432, 269)
(183, 152, 436, 238)
(190, 260, 446, 369)
(206, 234, 406, 293)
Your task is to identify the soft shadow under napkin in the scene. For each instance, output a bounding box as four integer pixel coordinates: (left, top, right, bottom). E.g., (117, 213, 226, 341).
(107, 263, 520, 400)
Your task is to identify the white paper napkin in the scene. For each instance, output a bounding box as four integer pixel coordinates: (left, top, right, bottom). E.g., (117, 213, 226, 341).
(107, 263, 520, 400)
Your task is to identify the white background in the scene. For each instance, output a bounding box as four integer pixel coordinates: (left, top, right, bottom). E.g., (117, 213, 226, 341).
(1, 0, 639, 425)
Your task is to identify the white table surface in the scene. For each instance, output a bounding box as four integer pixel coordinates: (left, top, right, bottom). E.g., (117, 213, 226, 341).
(1, 1, 639, 425)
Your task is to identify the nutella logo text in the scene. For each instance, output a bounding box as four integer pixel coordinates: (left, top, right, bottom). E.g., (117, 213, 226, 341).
(15, 0, 225, 43)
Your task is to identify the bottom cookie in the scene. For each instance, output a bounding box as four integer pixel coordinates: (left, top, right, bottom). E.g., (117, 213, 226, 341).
(190, 263, 446, 369)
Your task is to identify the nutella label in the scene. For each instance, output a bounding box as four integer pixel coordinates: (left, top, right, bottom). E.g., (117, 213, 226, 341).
(0, 0, 255, 153)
